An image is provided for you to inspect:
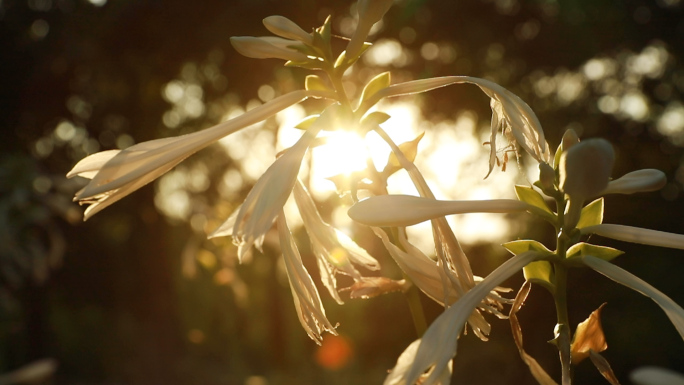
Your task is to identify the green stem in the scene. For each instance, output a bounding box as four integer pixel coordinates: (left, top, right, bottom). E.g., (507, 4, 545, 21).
(554, 197, 573, 385)
(404, 278, 428, 336)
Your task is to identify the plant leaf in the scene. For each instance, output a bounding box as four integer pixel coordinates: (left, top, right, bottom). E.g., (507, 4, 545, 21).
(582, 255, 684, 341)
(577, 198, 604, 229)
(359, 72, 391, 106)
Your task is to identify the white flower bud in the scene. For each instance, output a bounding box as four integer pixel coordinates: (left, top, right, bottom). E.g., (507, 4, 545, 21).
(263, 15, 313, 44)
(230, 36, 308, 62)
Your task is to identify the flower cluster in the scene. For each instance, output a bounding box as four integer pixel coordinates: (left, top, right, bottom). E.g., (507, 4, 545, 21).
(67, 1, 684, 384)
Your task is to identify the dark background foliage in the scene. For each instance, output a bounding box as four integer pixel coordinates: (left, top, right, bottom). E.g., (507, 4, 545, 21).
(2, 0, 684, 384)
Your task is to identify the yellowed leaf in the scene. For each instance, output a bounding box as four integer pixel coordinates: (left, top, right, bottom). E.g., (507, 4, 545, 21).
(571, 303, 608, 365)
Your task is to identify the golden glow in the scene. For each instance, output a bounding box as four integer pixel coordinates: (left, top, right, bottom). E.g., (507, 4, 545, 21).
(309, 130, 370, 196)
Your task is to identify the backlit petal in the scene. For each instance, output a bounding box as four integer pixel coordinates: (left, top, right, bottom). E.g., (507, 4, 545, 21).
(348, 195, 529, 227)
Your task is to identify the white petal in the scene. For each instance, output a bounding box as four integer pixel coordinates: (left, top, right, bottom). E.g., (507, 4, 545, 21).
(348, 195, 529, 227)
(602, 169, 667, 195)
(582, 255, 684, 340)
(404, 251, 540, 385)
(208, 204, 240, 239)
(581, 224, 684, 250)
(560, 138, 615, 200)
(631, 366, 684, 385)
(364, 76, 551, 167)
(277, 214, 337, 343)
(66, 149, 120, 179)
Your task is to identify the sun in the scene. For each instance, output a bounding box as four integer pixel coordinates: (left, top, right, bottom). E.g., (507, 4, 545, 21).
(309, 130, 370, 192)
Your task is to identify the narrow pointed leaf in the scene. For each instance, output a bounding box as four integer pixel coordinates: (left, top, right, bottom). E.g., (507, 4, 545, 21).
(589, 350, 621, 385)
(582, 255, 684, 340)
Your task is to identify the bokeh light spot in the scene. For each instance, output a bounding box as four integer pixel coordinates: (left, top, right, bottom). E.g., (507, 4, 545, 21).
(315, 335, 353, 370)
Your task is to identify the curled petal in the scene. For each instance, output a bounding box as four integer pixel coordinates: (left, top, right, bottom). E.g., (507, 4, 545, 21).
(403, 251, 541, 385)
(582, 255, 684, 341)
(581, 224, 684, 250)
(348, 195, 529, 227)
(346, 0, 394, 58)
(362, 76, 551, 171)
(263, 15, 313, 44)
(277, 213, 337, 344)
(230, 36, 308, 61)
(602, 169, 667, 195)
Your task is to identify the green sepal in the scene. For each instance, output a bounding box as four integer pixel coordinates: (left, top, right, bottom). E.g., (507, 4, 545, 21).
(305, 75, 331, 92)
(284, 59, 325, 70)
(553, 141, 564, 170)
(576, 198, 604, 229)
(359, 72, 391, 106)
(503, 239, 554, 256)
(514, 185, 556, 223)
(317, 15, 332, 46)
(288, 43, 321, 58)
(566, 242, 623, 262)
(515, 185, 553, 215)
(293, 115, 319, 130)
(312, 15, 333, 61)
(523, 261, 555, 292)
(359, 111, 391, 132)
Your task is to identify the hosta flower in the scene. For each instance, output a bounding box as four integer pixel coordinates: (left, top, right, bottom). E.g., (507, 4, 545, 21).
(559, 138, 615, 228)
(277, 212, 337, 344)
(357, 76, 553, 176)
(68, 90, 332, 220)
(293, 180, 380, 304)
(348, 194, 530, 227)
(214, 103, 342, 261)
(559, 138, 667, 229)
(601, 169, 667, 195)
